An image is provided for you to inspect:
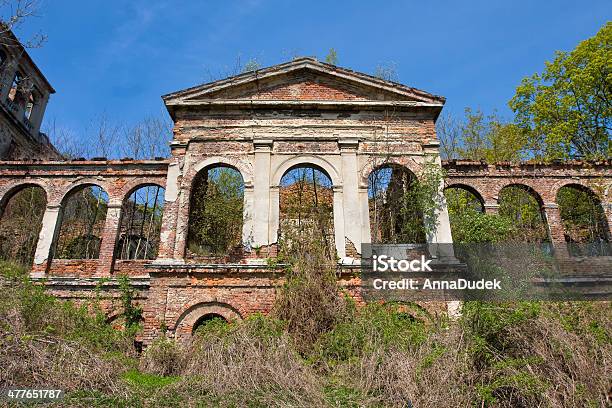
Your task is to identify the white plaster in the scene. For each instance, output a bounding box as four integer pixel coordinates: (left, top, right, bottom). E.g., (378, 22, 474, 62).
(165, 162, 180, 202)
(332, 186, 346, 258)
(33, 206, 61, 265)
(340, 144, 362, 250)
(252, 142, 272, 246)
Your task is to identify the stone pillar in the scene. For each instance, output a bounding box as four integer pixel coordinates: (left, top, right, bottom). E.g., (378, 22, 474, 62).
(96, 203, 122, 276)
(359, 185, 371, 245)
(269, 185, 280, 244)
(332, 185, 346, 258)
(29, 92, 49, 134)
(172, 181, 191, 261)
(31, 204, 62, 277)
(484, 203, 499, 214)
(242, 183, 255, 247)
(156, 146, 186, 264)
(605, 202, 612, 241)
(423, 142, 455, 259)
(543, 203, 570, 258)
(252, 139, 273, 247)
(543, 203, 566, 243)
(339, 139, 361, 256)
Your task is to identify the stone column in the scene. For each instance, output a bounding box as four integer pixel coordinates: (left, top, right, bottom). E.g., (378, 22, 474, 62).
(543, 203, 566, 243)
(332, 185, 346, 259)
(156, 161, 181, 261)
(605, 202, 612, 241)
(252, 139, 273, 247)
(29, 92, 50, 134)
(242, 183, 255, 247)
(268, 185, 280, 244)
(543, 203, 570, 258)
(423, 142, 455, 259)
(339, 139, 361, 256)
(156, 145, 186, 264)
(31, 204, 62, 277)
(96, 202, 122, 276)
(359, 185, 371, 245)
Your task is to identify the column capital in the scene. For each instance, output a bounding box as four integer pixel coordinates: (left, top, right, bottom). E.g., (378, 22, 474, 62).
(338, 138, 359, 151)
(253, 139, 274, 150)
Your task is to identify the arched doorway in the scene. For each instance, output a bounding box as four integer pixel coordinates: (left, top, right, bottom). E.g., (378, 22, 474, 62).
(0, 185, 47, 266)
(186, 165, 245, 259)
(498, 184, 549, 243)
(117, 184, 165, 260)
(192, 313, 228, 334)
(279, 164, 335, 258)
(53, 185, 109, 259)
(557, 184, 610, 256)
(368, 163, 425, 244)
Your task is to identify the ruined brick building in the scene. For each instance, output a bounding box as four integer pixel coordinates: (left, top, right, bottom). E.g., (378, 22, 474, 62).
(0, 30, 60, 160)
(0, 57, 610, 344)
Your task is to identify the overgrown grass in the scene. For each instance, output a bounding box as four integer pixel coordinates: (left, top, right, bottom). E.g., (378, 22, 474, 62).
(0, 260, 610, 407)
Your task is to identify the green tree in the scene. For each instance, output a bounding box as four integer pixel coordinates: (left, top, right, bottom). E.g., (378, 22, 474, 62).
(509, 23, 611, 160)
(457, 108, 526, 162)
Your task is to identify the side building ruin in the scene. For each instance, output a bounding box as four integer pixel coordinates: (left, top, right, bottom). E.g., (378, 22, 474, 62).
(0, 29, 59, 160)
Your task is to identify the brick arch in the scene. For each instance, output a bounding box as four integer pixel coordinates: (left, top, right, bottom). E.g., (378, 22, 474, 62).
(444, 183, 485, 211)
(555, 182, 612, 242)
(0, 180, 49, 211)
(56, 178, 110, 206)
(552, 180, 609, 204)
(173, 301, 242, 340)
(192, 156, 253, 185)
(497, 183, 546, 207)
(120, 181, 166, 203)
(359, 157, 423, 187)
(272, 155, 341, 186)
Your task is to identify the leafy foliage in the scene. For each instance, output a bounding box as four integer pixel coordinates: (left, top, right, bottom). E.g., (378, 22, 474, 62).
(509, 22, 611, 160)
(369, 162, 445, 244)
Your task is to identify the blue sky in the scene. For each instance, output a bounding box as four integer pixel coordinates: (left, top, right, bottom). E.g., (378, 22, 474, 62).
(16, 0, 611, 137)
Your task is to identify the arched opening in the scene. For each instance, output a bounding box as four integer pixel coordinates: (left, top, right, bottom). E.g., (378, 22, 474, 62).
(444, 185, 485, 213)
(117, 185, 165, 260)
(192, 313, 228, 334)
(186, 165, 244, 259)
(557, 184, 610, 256)
(53, 185, 109, 259)
(498, 184, 549, 243)
(279, 164, 334, 257)
(0, 185, 46, 266)
(444, 185, 485, 243)
(368, 164, 425, 244)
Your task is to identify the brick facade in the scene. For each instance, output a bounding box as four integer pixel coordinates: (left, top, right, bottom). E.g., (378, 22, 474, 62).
(0, 59, 610, 344)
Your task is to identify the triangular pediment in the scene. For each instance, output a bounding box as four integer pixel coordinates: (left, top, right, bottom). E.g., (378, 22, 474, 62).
(163, 58, 444, 106)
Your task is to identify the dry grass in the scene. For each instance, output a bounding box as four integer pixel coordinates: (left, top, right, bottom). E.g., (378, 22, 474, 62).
(1, 261, 610, 407)
(139, 316, 325, 407)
